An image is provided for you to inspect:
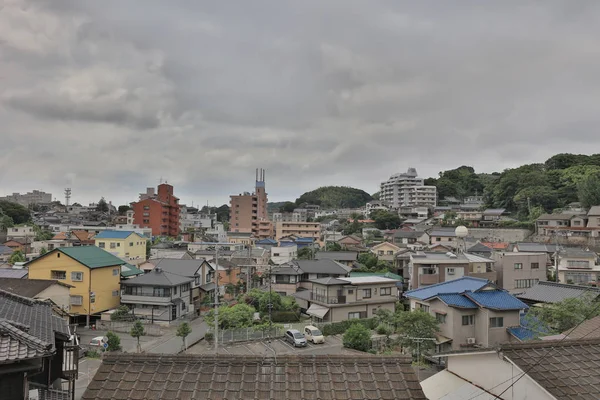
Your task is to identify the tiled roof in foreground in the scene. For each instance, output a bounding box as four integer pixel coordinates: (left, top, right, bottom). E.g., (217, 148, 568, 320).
(82, 354, 427, 400)
(501, 338, 600, 400)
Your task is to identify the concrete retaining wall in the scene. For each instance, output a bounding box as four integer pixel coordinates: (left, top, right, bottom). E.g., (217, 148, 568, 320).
(467, 228, 532, 243)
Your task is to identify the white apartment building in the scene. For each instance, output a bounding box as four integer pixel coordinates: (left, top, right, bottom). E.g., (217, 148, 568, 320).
(380, 168, 437, 208)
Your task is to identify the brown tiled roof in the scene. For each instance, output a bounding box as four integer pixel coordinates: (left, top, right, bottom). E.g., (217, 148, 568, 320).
(500, 338, 600, 399)
(52, 232, 68, 240)
(82, 354, 426, 400)
(563, 315, 600, 339)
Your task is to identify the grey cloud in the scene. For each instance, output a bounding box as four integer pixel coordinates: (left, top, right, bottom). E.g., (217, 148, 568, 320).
(3, 0, 600, 206)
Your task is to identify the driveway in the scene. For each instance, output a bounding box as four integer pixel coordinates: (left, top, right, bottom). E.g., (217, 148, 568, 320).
(75, 357, 102, 400)
(147, 319, 208, 353)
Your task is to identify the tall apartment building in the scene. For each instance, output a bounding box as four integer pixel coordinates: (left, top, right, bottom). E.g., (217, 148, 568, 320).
(380, 168, 437, 208)
(130, 183, 180, 237)
(229, 169, 271, 237)
(0, 190, 52, 206)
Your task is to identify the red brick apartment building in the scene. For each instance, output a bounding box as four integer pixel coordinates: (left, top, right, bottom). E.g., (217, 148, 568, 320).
(131, 183, 180, 237)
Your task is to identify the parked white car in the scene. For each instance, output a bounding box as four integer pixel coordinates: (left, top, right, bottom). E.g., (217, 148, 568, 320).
(304, 325, 325, 344)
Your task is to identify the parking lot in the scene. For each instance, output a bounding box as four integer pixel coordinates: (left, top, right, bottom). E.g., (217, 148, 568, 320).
(187, 335, 355, 356)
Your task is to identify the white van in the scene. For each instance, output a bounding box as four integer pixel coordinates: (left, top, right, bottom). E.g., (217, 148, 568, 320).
(304, 325, 325, 344)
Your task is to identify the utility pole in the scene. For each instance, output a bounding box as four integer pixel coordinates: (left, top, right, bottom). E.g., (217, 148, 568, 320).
(214, 246, 219, 352)
(268, 262, 273, 341)
(402, 336, 437, 381)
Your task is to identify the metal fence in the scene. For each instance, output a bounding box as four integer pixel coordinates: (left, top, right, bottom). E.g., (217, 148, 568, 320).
(210, 322, 310, 344)
(97, 320, 165, 336)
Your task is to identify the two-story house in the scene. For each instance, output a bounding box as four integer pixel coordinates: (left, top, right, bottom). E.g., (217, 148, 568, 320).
(0, 290, 78, 400)
(405, 277, 528, 352)
(292, 276, 400, 323)
(557, 248, 600, 285)
(146, 258, 215, 315)
(480, 209, 506, 226)
(491, 252, 548, 293)
(393, 230, 429, 248)
(428, 228, 458, 247)
(270, 259, 351, 296)
(94, 230, 147, 265)
(587, 205, 600, 228)
(408, 252, 496, 290)
(369, 242, 402, 262)
(120, 267, 194, 322)
(270, 243, 297, 265)
(25, 246, 126, 326)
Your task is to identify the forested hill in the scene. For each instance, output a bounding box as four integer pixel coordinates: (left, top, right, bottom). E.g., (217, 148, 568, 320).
(295, 186, 373, 209)
(427, 153, 600, 219)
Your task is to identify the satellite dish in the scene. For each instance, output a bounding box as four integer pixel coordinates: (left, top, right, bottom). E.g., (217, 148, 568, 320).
(455, 226, 469, 238)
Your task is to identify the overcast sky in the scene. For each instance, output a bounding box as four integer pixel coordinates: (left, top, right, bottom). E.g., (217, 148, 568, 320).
(2, 1, 600, 207)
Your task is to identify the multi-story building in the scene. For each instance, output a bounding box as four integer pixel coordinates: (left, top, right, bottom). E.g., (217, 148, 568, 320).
(94, 230, 148, 265)
(270, 259, 351, 296)
(130, 184, 180, 237)
(270, 244, 297, 265)
(405, 277, 529, 352)
(179, 205, 217, 232)
(229, 168, 271, 237)
(25, 246, 126, 325)
(491, 252, 548, 293)
(408, 251, 497, 290)
(380, 168, 437, 208)
(293, 276, 401, 323)
(5, 225, 35, 240)
(0, 190, 52, 206)
(274, 221, 321, 242)
(557, 248, 600, 285)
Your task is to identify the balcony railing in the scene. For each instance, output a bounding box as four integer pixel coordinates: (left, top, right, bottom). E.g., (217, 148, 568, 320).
(311, 293, 347, 304)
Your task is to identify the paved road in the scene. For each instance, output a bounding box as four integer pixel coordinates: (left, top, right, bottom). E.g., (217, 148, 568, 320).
(147, 319, 208, 353)
(78, 328, 154, 352)
(75, 358, 102, 400)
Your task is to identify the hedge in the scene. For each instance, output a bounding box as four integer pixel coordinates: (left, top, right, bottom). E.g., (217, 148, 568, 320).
(322, 318, 377, 336)
(271, 311, 301, 323)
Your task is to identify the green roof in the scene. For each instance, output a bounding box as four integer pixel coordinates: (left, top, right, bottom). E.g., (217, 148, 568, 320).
(349, 271, 404, 282)
(27, 246, 127, 269)
(121, 263, 144, 277)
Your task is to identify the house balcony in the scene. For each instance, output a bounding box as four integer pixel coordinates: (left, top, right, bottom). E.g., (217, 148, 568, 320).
(310, 293, 347, 305)
(121, 294, 173, 305)
(419, 274, 440, 286)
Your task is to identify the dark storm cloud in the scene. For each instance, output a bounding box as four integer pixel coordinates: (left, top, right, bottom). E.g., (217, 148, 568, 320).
(2, 0, 600, 206)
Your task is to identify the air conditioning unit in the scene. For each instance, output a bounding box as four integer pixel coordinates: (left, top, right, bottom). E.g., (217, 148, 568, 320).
(466, 338, 476, 344)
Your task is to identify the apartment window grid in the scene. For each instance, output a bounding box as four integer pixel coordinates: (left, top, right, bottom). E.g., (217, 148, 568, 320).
(380, 287, 392, 296)
(515, 278, 539, 289)
(71, 271, 83, 281)
(70, 295, 83, 306)
(490, 317, 504, 328)
(531, 262, 540, 269)
(462, 315, 474, 326)
(362, 289, 372, 298)
(514, 263, 523, 270)
(435, 313, 447, 324)
(51, 270, 66, 280)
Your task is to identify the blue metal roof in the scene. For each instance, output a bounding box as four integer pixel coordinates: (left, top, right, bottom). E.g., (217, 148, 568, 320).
(295, 237, 315, 243)
(465, 290, 529, 311)
(256, 238, 277, 244)
(507, 326, 536, 341)
(94, 230, 138, 239)
(436, 293, 478, 309)
(405, 277, 490, 300)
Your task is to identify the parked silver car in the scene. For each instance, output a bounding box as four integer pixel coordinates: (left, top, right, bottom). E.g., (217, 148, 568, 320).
(285, 329, 307, 347)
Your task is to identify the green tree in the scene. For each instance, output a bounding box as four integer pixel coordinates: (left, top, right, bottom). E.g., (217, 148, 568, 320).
(358, 253, 379, 269)
(526, 294, 600, 333)
(39, 247, 48, 256)
(111, 305, 132, 321)
(370, 210, 402, 230)
(118, 205, 131, 215)
(176, 322, 192, 350)
(0, 201, 31, 224)
(295, 186, 373, 209)
(371, 192, 380, 200)
(9, 250, 25, 264)
(296, 247, 315, 260)
(395, 310, 439, 358)
(204, 303, 255, 329)
(325, 242, 342, 251)
(0, 210, 14, 230)
(279, 202, 296, 213)
(578, 172, 600, 208)
(96, 197, 109, 212)
(343, 322, 372, 352)
(106, 331, 121, 351)
(342, 220, 362, 235)
(130, 320, 146, 352)
(33, 225, 54, 241)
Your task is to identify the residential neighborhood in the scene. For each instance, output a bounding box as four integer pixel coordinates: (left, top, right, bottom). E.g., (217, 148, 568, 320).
(3, 2, 600, 398)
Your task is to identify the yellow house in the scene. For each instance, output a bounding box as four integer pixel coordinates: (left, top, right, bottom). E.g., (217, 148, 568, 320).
(370, 241, 402, 262)
(94, 230, 147, 264)
(25, 246, 126, 325)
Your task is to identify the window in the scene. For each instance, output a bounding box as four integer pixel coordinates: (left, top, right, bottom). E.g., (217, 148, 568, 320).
(71, 271, 83, 281)
(113, 268, 119, 276)
(181, 283, 190, 292)
(181, 302, 185, 311)
(363, 289, 372, 298)
(490, 317, 504, 328)
(514, 263, 523, 270)
(98, 242, 105, 248)
(51, 270, 66, 280)
(531, 262, 539, 269)
(462, 315, 474, 326)
(436, 313, 446, 323)
(380, 287, 392, 296)
(387, 251, 394, 255)
(143, 219, 150, 224)
(417, 303, 430, 312)
(174, 286, 177, 295)
(112, 290, 119, 297)
(206, 273, 212, 283)
(110, 242, 116, 249)
(195, 275, 200, 285)
(347, 289, 354, 295)
(447, 268, 455, 275)
(436, 237, 441, 242)
(378, 250, 384, 256)
(70, 295, 83, 306)
(515, 279, 539, 289)
(273, 253, 280, 256)
(348, 312, 366, 319)
(567, 260, 590, 269)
